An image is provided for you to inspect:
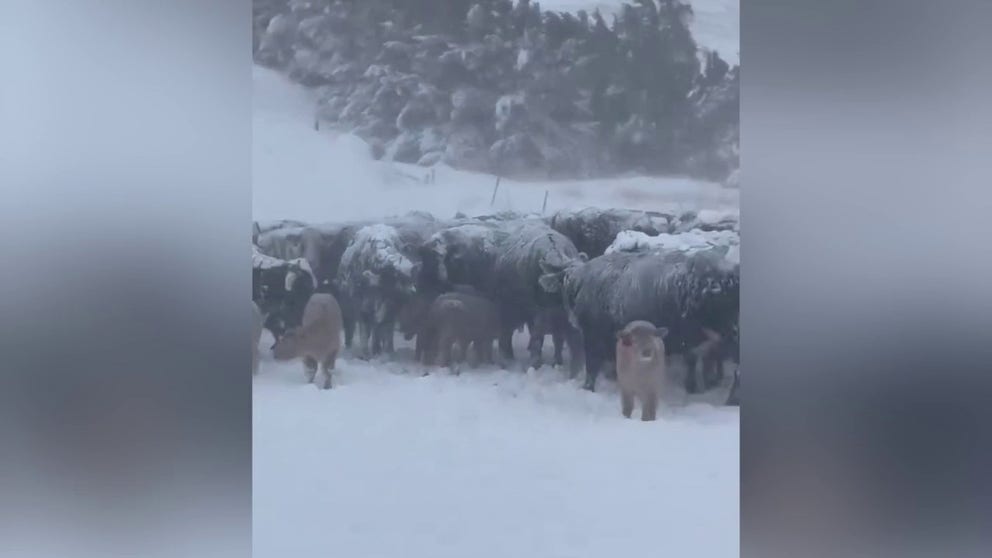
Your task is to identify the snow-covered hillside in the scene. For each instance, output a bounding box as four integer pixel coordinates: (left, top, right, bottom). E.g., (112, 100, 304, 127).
(252, 65, 738, 224)
(542, 0, 740, 64)
(253, 64, 739, 558)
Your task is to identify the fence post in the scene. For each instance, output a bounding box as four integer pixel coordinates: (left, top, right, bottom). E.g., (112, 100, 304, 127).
(490, 176, 501, 206)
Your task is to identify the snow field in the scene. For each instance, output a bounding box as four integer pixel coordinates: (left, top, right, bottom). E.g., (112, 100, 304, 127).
(254, 331, 739, 558)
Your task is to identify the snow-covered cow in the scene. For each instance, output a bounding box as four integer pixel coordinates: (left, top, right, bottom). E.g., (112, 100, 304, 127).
(605, 229, 740, 262)
(548, 207, 675, 259)
(492, 221, 587, 365)
(671, 208, 740, 233)
(543, 247, 739, 392)
(337, 224, 422, 358)
(415, 223, 507, 296)
(252, 246, 317, 342)
(255, 223, 307, 261)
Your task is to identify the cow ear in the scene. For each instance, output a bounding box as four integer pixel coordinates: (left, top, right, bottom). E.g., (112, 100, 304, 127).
(577, 252, 588, 262)
(654, 327, 669, 339)
(538, 272, 561, 293)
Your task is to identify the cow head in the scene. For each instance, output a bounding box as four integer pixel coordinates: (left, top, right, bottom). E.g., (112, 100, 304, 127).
(537, 252, 587, 294)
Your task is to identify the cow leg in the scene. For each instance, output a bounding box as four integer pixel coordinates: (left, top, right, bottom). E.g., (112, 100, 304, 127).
(451, 338, 468, 375)
(483, 339, 496, 364)
(320, 350, 336, 390)
(527, 328, 545, 370)
(684, 353, 699, 394)
(437, 330, 454, 368)
(303, 356, 318, 384)
(414, 333, 424, 363)
(565, 326, 584, 379)
(357, 319, 372, 360)
(551, 329, 565, 367)
(371, 321, 387, 356)
(343, 315, 355, 349)
(498, 325, 515, 362)
(420, 326, 438, 366)
(726, 367, 741, 406)
(621, 390, 634, 419)
(711, 358, 726, 388)
(383, 319, 396, 353)
(641, 393, 658, 422)
(583, 342, 604, 392)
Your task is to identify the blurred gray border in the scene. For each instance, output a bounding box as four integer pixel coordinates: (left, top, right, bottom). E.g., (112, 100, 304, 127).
(743, 1, 992, 557)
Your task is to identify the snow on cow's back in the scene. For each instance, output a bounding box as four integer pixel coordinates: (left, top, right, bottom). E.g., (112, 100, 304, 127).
(252, 245, 285, 270)
(435, 223, 501, 253)
(342, 223, 415, 276)
(605, 229, 740, 266)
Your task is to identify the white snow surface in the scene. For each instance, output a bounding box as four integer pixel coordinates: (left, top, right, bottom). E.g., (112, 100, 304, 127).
(253, 63, 738, 558)
(540, 0, 739, 64)
(254, 333, 739, 558)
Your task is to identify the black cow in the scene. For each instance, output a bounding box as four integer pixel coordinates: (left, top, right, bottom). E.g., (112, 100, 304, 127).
(336, 224, 423, 358)
(415, 223, 507, 296)
(251, 247, 317, 343)
(492, 222, 587, 365)
(548, 207, 675, 259)
(545, 248, 739, 392)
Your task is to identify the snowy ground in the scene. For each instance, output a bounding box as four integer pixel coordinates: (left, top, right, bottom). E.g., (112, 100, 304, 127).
(253, 64, 739, 557)
(541, 0, 740, 65)
(254, 332, 738, 558)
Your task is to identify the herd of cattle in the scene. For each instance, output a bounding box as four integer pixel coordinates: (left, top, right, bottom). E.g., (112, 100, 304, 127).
(252, 207, 741, 413)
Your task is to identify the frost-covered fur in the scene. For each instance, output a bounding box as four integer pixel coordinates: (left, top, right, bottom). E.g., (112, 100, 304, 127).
(553, 249, 739, 392)
(252, 301, 263, 375)
(252, 245, 317, 340)
(615, 321, 668, 421)
(337, 224, 421, 358)
(416, 223, 507, 296)
(605, 229, 740, 266)
(548, 208, 676, 259)
(271, 293, 343, 389)
(492, 222, 586, 363)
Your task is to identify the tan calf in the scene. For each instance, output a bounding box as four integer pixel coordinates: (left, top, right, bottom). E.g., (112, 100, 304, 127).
(615, 320, 669, 421)
(272, 293, 343, 389)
